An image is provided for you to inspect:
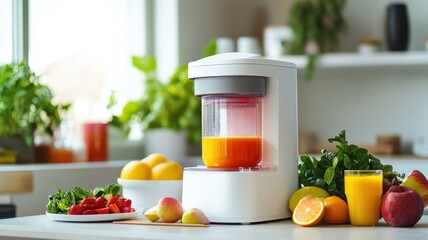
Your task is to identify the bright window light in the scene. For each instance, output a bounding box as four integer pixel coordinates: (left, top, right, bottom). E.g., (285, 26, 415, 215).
(28, 0, 146, 137)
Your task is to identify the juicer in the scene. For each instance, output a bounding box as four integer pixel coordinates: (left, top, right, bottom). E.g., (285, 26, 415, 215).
(182, 52, 298, 223)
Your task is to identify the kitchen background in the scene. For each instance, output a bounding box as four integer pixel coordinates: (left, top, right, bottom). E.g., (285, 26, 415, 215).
(0, 0, 428, 217)
(160, 0, 428, 155)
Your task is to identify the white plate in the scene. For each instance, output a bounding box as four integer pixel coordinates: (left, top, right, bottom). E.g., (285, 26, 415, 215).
(46, 210, 141, 222)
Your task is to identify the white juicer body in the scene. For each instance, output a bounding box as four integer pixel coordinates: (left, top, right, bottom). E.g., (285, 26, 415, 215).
(183, 53, 299, 223)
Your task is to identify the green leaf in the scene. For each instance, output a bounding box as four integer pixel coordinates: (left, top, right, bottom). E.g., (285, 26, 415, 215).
(343, 154, 352, 169)
(324, 166, 335, 185)
(332, 156, 338, 168)
(203, 39, 217, 57)
(73, 186, 91, 199)
(131, 55, 156, 74)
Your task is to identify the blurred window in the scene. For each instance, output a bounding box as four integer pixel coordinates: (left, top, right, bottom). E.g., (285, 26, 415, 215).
(28, 0, 147, 136)
(0, 0, 14, 64)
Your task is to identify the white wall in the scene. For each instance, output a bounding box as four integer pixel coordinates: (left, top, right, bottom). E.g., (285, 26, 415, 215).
(298, 66, 428, 152)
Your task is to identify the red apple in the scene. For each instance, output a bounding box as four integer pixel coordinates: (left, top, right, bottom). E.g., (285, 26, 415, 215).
(381, 185, 424, 227)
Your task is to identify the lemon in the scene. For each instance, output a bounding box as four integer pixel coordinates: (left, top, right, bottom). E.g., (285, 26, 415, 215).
(141, 153, 168, 169)
(288, 186, 330, 212)
(151, 161, 183, 180)
(120, 160, 151, 180)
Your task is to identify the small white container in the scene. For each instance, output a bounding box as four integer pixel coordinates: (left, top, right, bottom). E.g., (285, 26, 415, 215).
(216, 37, 235, 54)
(263, 26, 293, 57)
(117, 178, 183, 210)
(358, 39, 380, 54)
(237, 36, 261, 54)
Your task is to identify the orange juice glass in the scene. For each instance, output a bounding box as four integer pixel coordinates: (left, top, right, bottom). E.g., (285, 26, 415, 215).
(344, 170, 383, 226)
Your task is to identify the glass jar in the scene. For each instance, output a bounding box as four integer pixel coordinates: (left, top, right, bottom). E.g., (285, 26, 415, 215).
(201, 95, 262, 168)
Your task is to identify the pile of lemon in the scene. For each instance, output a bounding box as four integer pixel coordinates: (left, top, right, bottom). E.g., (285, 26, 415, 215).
(120, 153, 183, 180)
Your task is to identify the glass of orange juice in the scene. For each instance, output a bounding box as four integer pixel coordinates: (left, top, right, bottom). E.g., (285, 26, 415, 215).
(344, 170, 383, 226)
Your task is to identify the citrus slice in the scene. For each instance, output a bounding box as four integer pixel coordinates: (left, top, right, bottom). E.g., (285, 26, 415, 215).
(289, 186, 330, 212)
(292, 195, 325, 227)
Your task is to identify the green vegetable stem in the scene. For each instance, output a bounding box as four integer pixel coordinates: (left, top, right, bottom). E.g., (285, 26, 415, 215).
(298, 130, 405, 200)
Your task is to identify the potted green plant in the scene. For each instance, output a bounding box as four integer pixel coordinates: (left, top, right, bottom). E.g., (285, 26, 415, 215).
(109, 56, 201, 158)
(109, 42, 217, 159)
(287, 0, 347, 80)
(0, 62, 70, 163)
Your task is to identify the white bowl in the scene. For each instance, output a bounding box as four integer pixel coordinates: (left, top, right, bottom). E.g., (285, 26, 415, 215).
(117, 178, 183, 210)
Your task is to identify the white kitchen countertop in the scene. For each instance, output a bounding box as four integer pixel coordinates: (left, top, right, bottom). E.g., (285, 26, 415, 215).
(0, 215, 427, 240)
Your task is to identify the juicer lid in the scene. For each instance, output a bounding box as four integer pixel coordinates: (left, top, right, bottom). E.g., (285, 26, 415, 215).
(189, 52, 295, 68)
(188, 52, 296, 80)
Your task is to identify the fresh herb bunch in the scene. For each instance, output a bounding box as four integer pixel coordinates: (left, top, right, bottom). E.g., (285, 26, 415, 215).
(287, 0, 347, 80)
(299, 130, 405, 200)
(46, 184, 121, 214)
(0, 62, 70, 145)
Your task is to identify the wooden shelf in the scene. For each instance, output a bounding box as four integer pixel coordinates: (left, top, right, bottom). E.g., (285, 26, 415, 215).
(274, 51, 428, 69)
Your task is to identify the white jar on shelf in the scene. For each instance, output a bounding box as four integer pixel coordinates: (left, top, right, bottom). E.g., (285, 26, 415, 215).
(358, 39, 380, 54)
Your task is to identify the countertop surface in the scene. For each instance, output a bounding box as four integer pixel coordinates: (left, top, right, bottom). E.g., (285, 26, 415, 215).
(0, 215, 427, 240)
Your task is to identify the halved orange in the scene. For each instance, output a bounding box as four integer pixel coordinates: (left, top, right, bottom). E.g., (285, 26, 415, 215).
(292, 195, 325, 227)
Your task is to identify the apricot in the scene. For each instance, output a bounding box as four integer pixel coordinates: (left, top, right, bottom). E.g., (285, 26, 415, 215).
(156, 197, 183, 223)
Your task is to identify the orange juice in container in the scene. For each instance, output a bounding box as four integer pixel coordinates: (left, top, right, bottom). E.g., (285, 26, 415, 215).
(201, 96, 262, 169)
(344, 170, 383, 226)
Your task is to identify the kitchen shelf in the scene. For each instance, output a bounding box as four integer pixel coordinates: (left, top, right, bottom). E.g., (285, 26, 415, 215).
(274, 51, 428, 69)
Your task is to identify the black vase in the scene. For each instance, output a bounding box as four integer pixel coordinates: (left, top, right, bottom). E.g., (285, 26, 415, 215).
(386, 3, 410, 51)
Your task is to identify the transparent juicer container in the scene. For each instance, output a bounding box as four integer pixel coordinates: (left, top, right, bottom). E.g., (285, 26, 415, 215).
(202, 95, 262, 168)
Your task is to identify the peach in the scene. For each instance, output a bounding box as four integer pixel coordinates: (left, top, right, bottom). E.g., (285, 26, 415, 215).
(156, 197, 183, 223)
(182, 208, 210, 225)
(144, 205, 160, 222)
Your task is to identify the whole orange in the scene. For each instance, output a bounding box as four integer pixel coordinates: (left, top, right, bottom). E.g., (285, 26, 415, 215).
(323, 195, 349, 224)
